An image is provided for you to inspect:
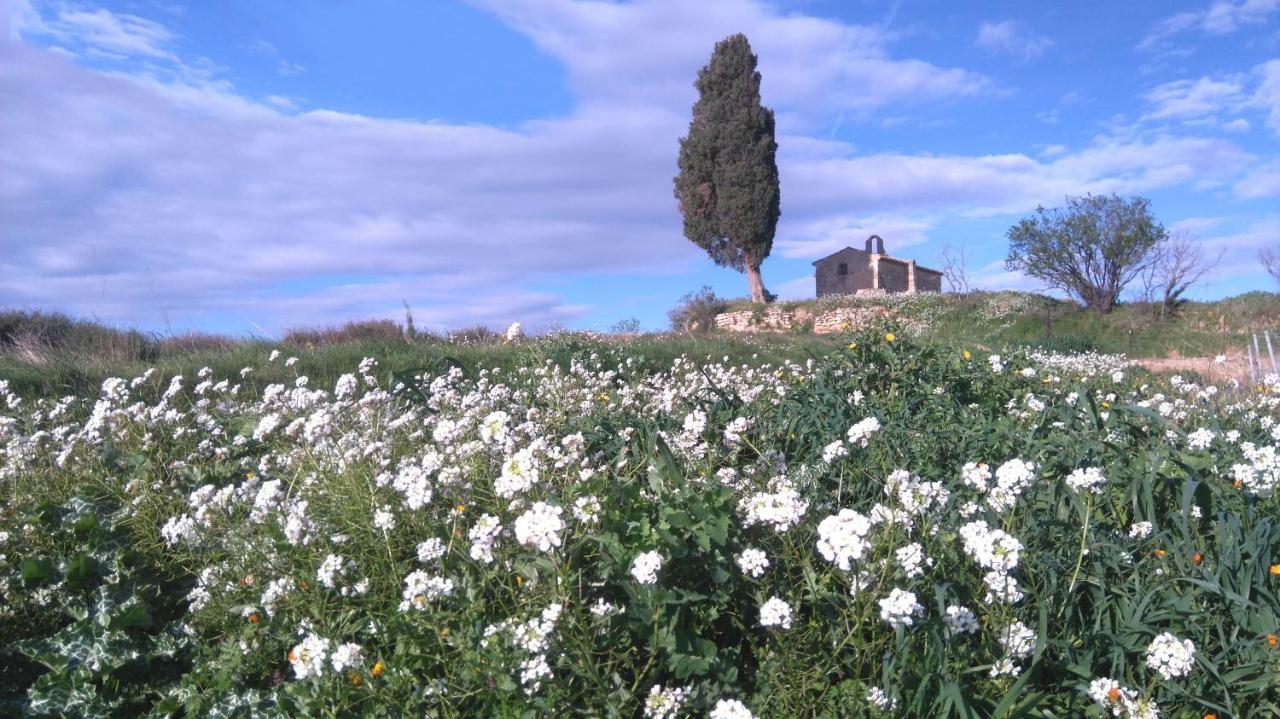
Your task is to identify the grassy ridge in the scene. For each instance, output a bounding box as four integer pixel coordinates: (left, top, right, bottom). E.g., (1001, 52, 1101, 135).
(3, 290, 1279, 398)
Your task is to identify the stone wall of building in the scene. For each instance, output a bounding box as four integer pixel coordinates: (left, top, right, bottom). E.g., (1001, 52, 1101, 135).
(875, 257, 911, 293)
(916, 269, 943, 293)
(814, 247, 875, 297)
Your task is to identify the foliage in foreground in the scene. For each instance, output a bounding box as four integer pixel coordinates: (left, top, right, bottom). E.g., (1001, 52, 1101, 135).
(2, 331, 1280, 717)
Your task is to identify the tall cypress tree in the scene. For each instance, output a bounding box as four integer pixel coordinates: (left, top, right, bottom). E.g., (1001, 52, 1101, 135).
(674, 34, 780, 304)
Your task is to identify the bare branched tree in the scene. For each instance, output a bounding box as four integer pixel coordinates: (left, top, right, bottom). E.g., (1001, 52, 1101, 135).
(1140, 231, 1222, 316)
(1261, 244, 1280, 285)
(940, 242, 971, 294)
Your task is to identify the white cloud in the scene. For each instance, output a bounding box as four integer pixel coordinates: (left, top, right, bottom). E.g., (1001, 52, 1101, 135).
(974, 20, 1053, 62)
(1235, 160, 1280, 198)
(473, 0, 991, 125)
(23, 3, 175, 60)
(1139, 0, 1280, 52)
(1143, 76, 1248, 121)
(276, 58, 305, 76)
(776, 214, 934, 259)
(1257, 59, 1280, 136)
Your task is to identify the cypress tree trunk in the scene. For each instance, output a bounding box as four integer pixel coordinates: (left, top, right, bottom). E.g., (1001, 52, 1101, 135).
(746, 261, 765, 304)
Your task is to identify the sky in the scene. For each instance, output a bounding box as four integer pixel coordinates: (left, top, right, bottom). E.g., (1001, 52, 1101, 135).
(1, 0, 1278, 336)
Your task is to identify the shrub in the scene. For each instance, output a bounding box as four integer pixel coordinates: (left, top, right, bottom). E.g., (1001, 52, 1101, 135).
(668, 286, 729, 332)
(283, 319, 405, 348)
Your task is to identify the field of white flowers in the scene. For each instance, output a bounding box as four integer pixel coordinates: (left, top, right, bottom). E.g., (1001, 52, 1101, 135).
(2, 329, 1279, 718)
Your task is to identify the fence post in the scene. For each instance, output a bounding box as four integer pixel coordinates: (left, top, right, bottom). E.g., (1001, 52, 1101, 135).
(1248, 339, 1257, 386)
(1254, 334, 1265, 380)
(1266, 331, 1278, 374)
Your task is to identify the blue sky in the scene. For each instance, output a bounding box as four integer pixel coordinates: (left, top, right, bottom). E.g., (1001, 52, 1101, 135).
(1, 0, 1278, 335)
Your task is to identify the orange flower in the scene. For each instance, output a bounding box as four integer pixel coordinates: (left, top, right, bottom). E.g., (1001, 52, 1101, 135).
(298, 579, 309, 590)
(1107, 687, 1121, 702)
(1154, 549, 1167, 558)
(349, 671, 362, 686)
(371, 660, 384, 677)
(1192, 553, 1203, 565)
(287, 649, 298, 663)
(1267, 634, 1277, 648)
(1269, 564, 1280, 576)
(1234, 479, 1243, 489)
(247, 612, 260, 624)
(1205, 714, 1218, 719)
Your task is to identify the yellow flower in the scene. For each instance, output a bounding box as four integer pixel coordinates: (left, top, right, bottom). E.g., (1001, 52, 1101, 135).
(371, 660, 384, 677)
(455, 504, 466, 514)
(884, 332, 896, 343)
(596, 393, 609, 403)
(1154, 549, 1167, 558)
(847, 342, 857, 350)
(1270, 564, 1280, 576)
(350, 671, 362, 686)
(962, 351, 970, 361)
(1101, 401, 1111, 409)
(516, 575, 524, 587)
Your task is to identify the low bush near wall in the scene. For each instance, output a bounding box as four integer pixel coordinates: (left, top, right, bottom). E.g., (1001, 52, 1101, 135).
(2, 332, 1279, 717)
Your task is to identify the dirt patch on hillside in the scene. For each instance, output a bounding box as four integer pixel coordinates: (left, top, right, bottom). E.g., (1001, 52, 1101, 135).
(1132, 351, 1256, 383)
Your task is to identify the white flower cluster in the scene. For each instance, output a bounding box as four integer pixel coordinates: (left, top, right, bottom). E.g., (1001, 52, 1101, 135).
(709, 699, 756, 719)
(885, 470, 950, 517)
(1066, 466, 1106, 495)
(1231, 443, 1280, 496)
(288, 633, 331, 679)
(758, 596, 792, 630)
(513, 502, 565, 553)
(846, 416, 881, 447)
(987, 458, 1038, 512)
(739, 482, 808, 532)
(1145, 632, 1195, 680)
(415, 538, 446, 563)
(468, 514, 503, 564)
(644, 684, 692, 719)
(1186, 427, 1215, 451)
(878, 588, 923, 628)
(815, 509, 872, 570)
(1087, 677, 1159, 719)
(484, 602, 563, 695)
(399, 570, 454, 611)
(943, 605, 979, 635)
(959, 520, 1024, 604)
(1128, 521, 1153, 539)
(735, 548, 769, 578)
(631, 550, 663, 585)
(866, 687, 896, 712)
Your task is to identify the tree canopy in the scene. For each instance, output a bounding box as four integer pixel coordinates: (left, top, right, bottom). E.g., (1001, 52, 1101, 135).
(1006, 194, 1166, 313)
(674, 33, 780, 304)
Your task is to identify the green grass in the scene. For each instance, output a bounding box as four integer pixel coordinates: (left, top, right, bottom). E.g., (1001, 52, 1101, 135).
(4, 290, 1279, 399)
(0, 331, 846, 400)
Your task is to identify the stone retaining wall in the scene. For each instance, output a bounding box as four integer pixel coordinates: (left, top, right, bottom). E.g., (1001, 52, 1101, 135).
(713, 305, 891, 334)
